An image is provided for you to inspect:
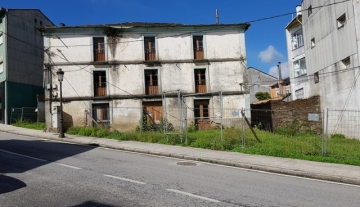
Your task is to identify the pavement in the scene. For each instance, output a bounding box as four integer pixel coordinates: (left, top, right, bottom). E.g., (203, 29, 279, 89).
(1, 124, 360, 186)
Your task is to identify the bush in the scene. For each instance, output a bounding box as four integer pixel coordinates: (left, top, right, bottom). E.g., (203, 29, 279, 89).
(255, 92, 271, 101)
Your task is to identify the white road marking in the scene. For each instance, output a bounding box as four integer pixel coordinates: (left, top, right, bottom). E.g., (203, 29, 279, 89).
(104, 174, 146, 185)
(0, 149, 48, 162)
(57, 163, 82, 170)
(167, 189, 220, 203)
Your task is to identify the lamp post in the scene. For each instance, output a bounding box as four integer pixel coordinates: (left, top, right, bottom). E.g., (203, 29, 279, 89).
(56, 68, 65, 138)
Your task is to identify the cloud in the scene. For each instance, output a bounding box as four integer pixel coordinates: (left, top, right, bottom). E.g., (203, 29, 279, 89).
(268, 62, 289, 79)
(258, 45, 283, 63)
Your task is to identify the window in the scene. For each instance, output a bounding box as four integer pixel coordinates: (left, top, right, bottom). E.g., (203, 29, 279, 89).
(340, 57, 351, 69)
(144, 37, 156, 61)
(93, 71, 107, 97)
(144, 69, 158, 95)
(295, 88, 304, 99)
(311, 38, 315, 48)
(92, 103, 110, 126)
(308, 6, 312, 17)
(40, 21, 43, 26)
(193, 35, 204, 59)
(93, 37, 105, 62)
(34, 18, 37, 23)
(293, 58, 306, 77)
(314, 72, 319, 84)
(194, 69, 206, 93)
(337, 13, 346, 29)
(194, 100, 210, 130)
(291, 29, 304, 50)
(0, 61, 3, 74)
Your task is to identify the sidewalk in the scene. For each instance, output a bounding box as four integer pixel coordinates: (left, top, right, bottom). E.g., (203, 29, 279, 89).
(1, 124, 360, 186)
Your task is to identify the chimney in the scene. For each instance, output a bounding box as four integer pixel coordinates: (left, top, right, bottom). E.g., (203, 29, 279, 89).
(216, 9, 219, 25)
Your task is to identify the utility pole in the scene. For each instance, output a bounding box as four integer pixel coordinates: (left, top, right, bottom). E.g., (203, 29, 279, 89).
(277, 62, 282, 96)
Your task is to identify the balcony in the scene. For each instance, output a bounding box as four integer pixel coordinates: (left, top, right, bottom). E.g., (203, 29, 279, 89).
(94, 83, 106, 96)
(94, 49, 105, 62)
(194, 47, 204, 60)
(146, 85, 159, 95)
(195, 79, 206, 93)
(145, 49, 156, 61)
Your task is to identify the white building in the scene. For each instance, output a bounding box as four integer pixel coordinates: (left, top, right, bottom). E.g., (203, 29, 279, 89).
(42, 22, 251, 132)
(300, 0, 360, 110)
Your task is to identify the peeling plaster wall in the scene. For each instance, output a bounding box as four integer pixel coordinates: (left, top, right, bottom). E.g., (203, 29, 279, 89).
(45, 26, 249, 131)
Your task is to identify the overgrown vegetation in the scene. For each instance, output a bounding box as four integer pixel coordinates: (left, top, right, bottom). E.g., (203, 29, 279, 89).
(12, 119, 45, 130)
(255, 91, 271, 101)
(65, 125, 360, 166)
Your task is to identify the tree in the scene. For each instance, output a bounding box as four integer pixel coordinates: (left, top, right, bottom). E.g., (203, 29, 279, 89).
(255, 92, 271, 100)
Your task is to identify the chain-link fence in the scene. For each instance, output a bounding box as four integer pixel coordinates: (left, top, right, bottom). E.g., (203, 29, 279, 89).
(10, 107, 38, 124)
(85, 104, 360, 160)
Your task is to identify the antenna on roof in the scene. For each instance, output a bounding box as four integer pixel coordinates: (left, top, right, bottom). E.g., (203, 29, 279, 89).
(216, 9, 219, 25)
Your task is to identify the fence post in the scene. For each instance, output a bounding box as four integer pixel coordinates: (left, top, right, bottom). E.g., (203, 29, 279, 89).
(322, 110, 325, 156)
(325, 108, 329, 155)
(241, 108, 245, 148)
(21, 107, 24, 123)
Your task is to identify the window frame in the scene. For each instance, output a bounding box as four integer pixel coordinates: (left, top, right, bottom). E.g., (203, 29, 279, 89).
(92, 69, 108, 97)
(144, 68, 159, 95)
(291, 29, 304, 50)
(192, 34, 205, 60)
(92, 37, 106, 62)
(293, 58, 307, 77)
(337, 13, 346, 29)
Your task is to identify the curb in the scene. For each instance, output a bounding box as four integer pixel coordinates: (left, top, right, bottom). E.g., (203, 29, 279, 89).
(1, 128, 360, 186)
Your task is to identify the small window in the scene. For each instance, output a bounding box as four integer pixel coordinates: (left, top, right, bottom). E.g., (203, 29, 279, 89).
(93, 37, 105, 62)
(340, 57, 351, 69)
(311, 38, 315, 48)
(193, 35, 204, 59)
(144, 37, 156, 61)
(337, 13, 346, 29)
(314, 72, 319, 84)
(194, 69, 206, 93)
(145, 69, 159, 95)
(34, 18, 37, 23)
(40, 21, 43, 26)
(308, 6, 312, 17)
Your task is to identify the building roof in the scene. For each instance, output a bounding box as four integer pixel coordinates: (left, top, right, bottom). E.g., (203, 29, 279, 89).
(42, 21, 251, 31)
(0, 8, 55, 26)
(247, 67, 278, 80)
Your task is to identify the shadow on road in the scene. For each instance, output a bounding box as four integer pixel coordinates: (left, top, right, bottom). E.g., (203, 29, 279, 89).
(0, 174, 26, 194)
(0, 137, 96, 195)
(71, 201, 120, 207)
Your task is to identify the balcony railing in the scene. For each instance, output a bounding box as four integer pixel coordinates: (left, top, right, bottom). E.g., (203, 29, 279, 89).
(94, 49, 105, 62)
(146, 85, 159, 95)
(94, 83, 106, 96)
(195, 79, 206, 93)
(194, 47, 204, 59)
(145, 49, 156, 61)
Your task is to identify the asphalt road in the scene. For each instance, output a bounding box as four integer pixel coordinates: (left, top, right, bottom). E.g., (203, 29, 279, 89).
(1, 132, 360, 207)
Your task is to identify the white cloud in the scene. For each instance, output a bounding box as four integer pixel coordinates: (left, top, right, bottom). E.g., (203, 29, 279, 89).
(268, 62, 289, 79)
(258, 45, 283, 63)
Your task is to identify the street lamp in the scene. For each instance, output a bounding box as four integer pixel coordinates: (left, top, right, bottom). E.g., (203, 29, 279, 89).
(56, 68, 65, 138)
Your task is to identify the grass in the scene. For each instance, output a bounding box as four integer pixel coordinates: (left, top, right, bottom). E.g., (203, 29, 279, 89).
(12, 120, 45, 130)
(65, 125, 360, 166)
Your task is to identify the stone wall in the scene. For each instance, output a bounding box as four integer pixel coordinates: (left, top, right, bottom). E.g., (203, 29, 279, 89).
(251, 96, 322, 134)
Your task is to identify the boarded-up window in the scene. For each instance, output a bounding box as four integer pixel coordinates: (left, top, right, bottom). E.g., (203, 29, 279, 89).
(143, 101, 162, 123)
(92, 103, 110, 126)
(194, 100, 210, 130)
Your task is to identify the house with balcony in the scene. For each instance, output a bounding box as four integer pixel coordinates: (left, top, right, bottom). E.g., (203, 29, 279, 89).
(0, 8, 53, 124)
(42, 22, 250, 131)
(285, 5, 315, 101)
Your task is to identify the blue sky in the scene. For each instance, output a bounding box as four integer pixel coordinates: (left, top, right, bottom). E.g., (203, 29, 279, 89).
(1, 0, 301, 77)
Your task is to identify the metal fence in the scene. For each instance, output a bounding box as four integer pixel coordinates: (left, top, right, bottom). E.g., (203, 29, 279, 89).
(86, 105, 360, 160)
(10, 107, 38, 124)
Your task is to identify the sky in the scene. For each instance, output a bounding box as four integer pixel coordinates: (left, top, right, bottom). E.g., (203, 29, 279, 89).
(1, 0, 301, 78)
